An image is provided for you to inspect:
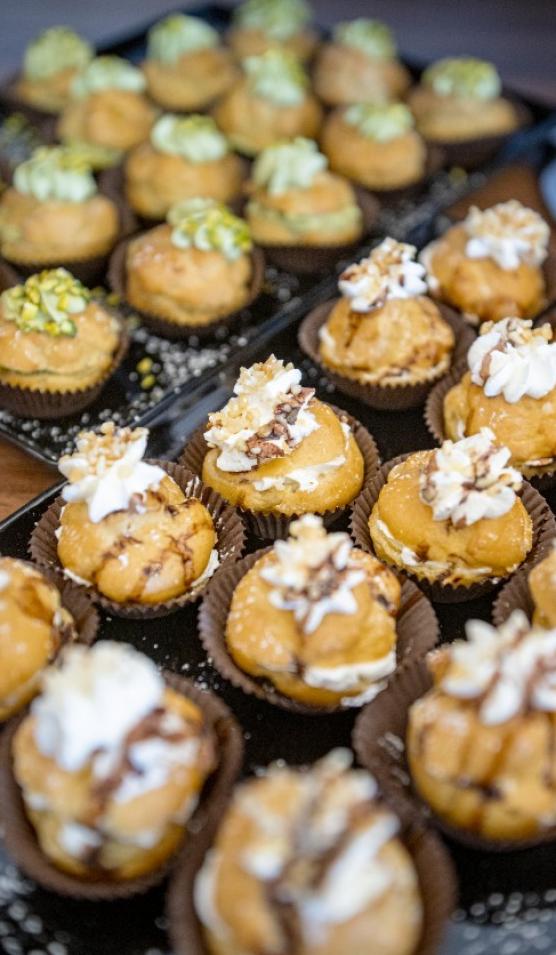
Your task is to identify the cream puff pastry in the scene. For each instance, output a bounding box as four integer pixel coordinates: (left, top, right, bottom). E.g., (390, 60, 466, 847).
(15, 26, 94, 114)
(227, 0, 318, 62)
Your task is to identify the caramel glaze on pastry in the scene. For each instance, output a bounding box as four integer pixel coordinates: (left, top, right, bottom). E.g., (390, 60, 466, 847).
(143, 14, 239, 111)
(226, 516, 401, 707)
(0, 270, 121, 393)
(369, 430, 532, 588)
(408, 57, 518, 143)
(195, 749, 423, 955)
(125, 199, 254, 328)
(443, 318, 556, 475)
(15, 26, 94, 114)
(321, 104, 426, 191)
(0, 557, 77, 721)
(58, 57, 156, 162)
(13, 642, 217, 879)
(529, 547, 556, 629)
(57, 423, 217, 605)
(0, 146, 119, 266)
(227, 0, 318, 62)
(125, 115, 245, 221)
(212, 50, 322, 157)
(201, 356, 364, 517)
(408, 612, 556, 842)
(319, 238, 455, 387)
(420, 201, 550, 324)
(246, 138, 363, 248)
(313, 19, 410, 108)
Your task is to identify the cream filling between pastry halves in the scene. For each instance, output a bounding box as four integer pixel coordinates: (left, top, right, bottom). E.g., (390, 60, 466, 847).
(304, 653, 397, 706)
(373, 517, 508, 583)
(252, 422, 351, 492)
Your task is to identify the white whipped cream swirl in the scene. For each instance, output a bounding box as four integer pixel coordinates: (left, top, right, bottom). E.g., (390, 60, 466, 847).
(204, 356, 318, 472)
(59, 422, 165, 523)
(339, 238, 428, 312)
(419, 428, 522, 527)
(464, 200, 550, 270)
(439, 611, 556, 725)
(468, 317, 556, 403)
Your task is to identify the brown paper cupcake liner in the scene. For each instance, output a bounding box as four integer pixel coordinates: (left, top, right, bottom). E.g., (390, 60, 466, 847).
(0, 316, 129, 420)
(353, 657, 556, 852)
(299, 299, 476, 411)
(492, 512, 556, 626)
(2, 188, 139, 287)
(108, 235, 266, 339)
(166, 776, 456, 955)
(0, 258, 21, 292)
(29, 462, 246, 618)
(422, 99, 532, 171)
(425, 361, 556, 489)
(198, 544, 439, 714)
(179, 405, 380, 540)
(0, 672, 244, 899)
(258, 188, 380, 275)
(0, 72, 59, 141)
(359, 144, 446, 208)
(350, 453, 553, 603)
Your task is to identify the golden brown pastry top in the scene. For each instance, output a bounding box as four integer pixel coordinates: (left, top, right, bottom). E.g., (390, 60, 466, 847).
(14, 642, 217, 868)
(0, 557, 76, 719)
(195, 749, 422, 955)
(226, 515, 400, 707)
(529, 547, 556, 628)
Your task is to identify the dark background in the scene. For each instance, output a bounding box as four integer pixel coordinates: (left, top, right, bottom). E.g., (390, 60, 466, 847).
(1, 0, 555, 105)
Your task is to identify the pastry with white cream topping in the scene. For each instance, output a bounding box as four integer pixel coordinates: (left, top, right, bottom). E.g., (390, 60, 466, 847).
(199, 356, 365, 518)
(369, 429, 533, 589)
(195, 749, 423, 955)
(225, 515, 401, 708)
(0, 557, 77, 721)
(420, 200, 550, 323)
(56, 423, 218, 606)
(227, 0, 318, 62)
(14, 26, 94, 114)
(443, 317, 556, 475)
(13, 642, 217, 879)
(408, 612, 556, 841)
(318, 238, 455, 388)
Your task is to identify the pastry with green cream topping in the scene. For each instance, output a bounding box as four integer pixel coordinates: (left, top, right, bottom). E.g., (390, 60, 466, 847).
(124, 199, 256, 329)
(125, 115, 245, 220)
(58, 56, 156, 168)
(212, 50, 322, 156)
(0, 146, 120, 267)
(15, 26, 94, 114)
(227, 0, 318, 62)
(321, 103, 427, 191)
(143, 13, 238, 112)
(0, 269, 123, 397)
(408, 57, 519, 143)
(314, 18, 410, 107)
(246, 138, 363, 248)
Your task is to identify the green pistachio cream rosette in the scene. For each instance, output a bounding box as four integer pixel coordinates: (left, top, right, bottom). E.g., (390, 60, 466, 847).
(23, 26, 93, 81)
(71, 55, 146, 98)
(13, 146, 97, 203)
(1, 268, 90, 337)
(334, 18, 396, 60)
(147, 13, 219, 63)
(344, 102, 414, 142)
(243, 49, 309, 106)
(233, 0, 312, 41)
(423, 57, 502, 100)
(150, 114, 229, 163)
(251, 136, 327, 194)
(168, 198, 253, 261)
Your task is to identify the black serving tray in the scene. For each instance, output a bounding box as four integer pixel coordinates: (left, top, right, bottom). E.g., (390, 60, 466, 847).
(2, 6, 556, 955)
